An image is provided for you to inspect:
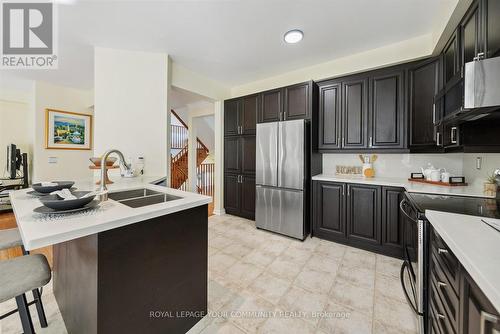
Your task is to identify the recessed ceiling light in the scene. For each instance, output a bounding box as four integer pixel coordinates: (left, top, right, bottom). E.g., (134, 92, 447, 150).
(284, 30, 303, 44)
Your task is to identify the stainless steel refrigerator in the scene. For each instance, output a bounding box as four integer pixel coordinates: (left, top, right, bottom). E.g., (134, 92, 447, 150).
(255, 119, 307, 240)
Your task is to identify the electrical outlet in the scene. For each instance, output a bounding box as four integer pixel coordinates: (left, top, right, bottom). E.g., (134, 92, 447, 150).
(476, 157, 482, 170)
(48, 156, 58, 164)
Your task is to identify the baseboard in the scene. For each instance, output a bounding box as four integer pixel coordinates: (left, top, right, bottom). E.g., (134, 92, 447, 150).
(212, 208, 226, 216)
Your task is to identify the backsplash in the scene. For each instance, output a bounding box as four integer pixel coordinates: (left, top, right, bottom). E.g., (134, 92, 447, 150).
(322, 154, 464, 179)
(463, 153, 500, 187)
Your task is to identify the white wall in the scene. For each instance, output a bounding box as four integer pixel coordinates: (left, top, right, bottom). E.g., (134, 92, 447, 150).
(32, 81, 94, 182)
(94, 47, 169, 178)
(322, 153, 464, 180)
(463, 153, 500, 188)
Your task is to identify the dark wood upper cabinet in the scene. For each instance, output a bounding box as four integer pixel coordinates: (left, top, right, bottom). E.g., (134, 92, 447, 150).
(224, 99, 240, 136)
(381, 187, 404, 256)
(443, 31, 460, 84)
(283, 81, 311, 120)
(241, 94, 259, 135)
(409, 58, 441, 151)
(462, 4, 480, 65)
(318, 81, 342, 150)
(342, 78, 368, 149)
(346, 184, 381, 245)
(313, 181, 346, 241)
(224, 137, 240, 173)
(369, 70, 405, 149)
(485, 0, 500, 58)
(240, 175, 256, 220)
(241, 136, 256, 175)
(259, 88, 282, 123)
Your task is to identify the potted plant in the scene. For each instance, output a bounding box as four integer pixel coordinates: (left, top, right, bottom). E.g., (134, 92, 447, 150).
(484, 173, 497, 196)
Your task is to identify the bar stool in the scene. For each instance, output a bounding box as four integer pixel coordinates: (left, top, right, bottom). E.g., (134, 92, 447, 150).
(0, 228, 51, 333)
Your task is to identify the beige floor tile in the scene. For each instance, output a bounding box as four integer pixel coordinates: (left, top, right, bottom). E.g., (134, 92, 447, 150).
(317, 301, 354, 334)
(208, 279, 239, 312)
(209, 235, 236, 250)
(375, 255, 403, 279)
(280, 245, 314, 265)
(329, 309, 372, 334)
(208, 246, 219, 257)
(329, 277, 374, 316)
(305, 255, 342, 275)
(258, 310, 316, 334)
(221, 291, 275, 333)
(247, 272, 291, 305)
(197, 316, 247, 334)
(294, 268, 337, 294)
(373, 319, 418, 334)
(314, 241, 346, 261)
(266, 258, 302, 281)
(373, 294, 418, 333)
(224, 261, 265, 289)
(374, 273, 407, 304)
(243, 248, 277, 268)
(209, 251, 238, 273)
(342, 247, 376, 270)
(336, 264, 375, 290)
(278, 285, 329, 325)
(259, 239, 291, 257)
(289, 237, 320, 252)
(221, 243, 254, 260)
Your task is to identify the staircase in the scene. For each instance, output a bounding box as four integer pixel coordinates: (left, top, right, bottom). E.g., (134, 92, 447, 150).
(170, 110, 211, 191)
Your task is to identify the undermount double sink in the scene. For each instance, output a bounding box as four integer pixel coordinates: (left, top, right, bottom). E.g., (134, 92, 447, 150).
(108, 188, 182, 208)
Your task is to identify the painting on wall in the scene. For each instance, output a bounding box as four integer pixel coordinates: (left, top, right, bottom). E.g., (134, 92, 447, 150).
(45, 109, 92, 150)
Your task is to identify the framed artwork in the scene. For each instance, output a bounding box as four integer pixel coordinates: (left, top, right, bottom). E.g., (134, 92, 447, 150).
(45, 109, 92, 150)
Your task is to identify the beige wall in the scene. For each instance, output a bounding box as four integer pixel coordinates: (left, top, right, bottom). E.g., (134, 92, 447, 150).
(0, 100, 33, 180)
(33, 81, 94, 182)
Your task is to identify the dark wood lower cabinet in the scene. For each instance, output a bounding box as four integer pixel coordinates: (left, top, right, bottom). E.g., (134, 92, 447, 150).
(224, 173, 255, 220)
(312, 181, 404, 258)
(346, 184, 381, 245)
(429, 227, 500, 334)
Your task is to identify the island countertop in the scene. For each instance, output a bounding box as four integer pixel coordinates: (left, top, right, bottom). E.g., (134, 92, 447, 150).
(9, 176, 212, 250)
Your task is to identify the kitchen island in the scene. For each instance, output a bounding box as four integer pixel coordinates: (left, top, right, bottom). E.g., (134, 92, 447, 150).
(9, 177, 212, 334)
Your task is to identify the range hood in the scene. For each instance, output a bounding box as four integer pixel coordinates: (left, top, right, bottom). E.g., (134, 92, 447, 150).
(464, 56, 500, 109)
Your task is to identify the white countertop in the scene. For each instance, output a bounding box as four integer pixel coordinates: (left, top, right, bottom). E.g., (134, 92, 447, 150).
(311, 174, 493, 198)
(9, 176, 212, 250)
(425, 210, 500, 312)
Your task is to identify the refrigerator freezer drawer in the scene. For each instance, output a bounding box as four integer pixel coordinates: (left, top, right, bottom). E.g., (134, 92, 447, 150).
(255, 186, 304, 240)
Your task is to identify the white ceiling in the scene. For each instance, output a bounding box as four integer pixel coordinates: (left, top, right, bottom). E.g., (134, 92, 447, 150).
(1, 0, 457, 90)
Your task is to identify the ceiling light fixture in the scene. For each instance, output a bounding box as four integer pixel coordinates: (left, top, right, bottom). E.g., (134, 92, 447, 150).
(284, 29, 303, 44)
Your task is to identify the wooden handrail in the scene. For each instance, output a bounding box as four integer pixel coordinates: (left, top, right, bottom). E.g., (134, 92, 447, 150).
(171, 109, 188, 129)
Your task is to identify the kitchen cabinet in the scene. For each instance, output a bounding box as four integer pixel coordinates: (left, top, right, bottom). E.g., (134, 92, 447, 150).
(346, 183, 381, 245)
(369, 69, 405, 149)
(461, 4, 480, 65)
(241, 136, 256, 174)
(224, 174, 241, 215)
(312, 180, 403, 258)
(224, 136, 255, 175)
(443, 31, 460, 85)
(259, 88, 282, 123)
(409, 58, 441, 152)
(257, 81, 314, 123)
(240, 175, 255, 220)
(224, 174, 255, 220)
(381, 187, 405, 256)
(318, 81, 342, 150)
(224, 95, 258, 136)
(342, 78, 369, 149)
(484, 0, 500, 58)
(429, 227, 500, 334)
(283, 81, 311, 120)
(313, 181, 346, 241)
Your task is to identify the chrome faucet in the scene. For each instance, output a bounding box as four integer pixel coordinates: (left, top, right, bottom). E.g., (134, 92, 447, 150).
(98, 149, 132, 201)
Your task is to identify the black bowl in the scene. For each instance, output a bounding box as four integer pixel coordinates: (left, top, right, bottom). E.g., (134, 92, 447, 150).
(32, 181, 75, 194)
(39, 191, 96, 211)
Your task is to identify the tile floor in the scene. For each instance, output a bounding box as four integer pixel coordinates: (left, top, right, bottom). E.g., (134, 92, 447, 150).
(0, 214, 418, 334)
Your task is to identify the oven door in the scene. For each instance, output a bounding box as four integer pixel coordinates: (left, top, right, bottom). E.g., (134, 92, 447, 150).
(400, 197, 426, 333)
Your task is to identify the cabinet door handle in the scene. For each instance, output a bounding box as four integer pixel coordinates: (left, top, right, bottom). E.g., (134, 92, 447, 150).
(474, 52, 485, 61)
(480, 311, 499, 334)
(369, 136, 373, 148)
(342, 137, 345, 147)
(437, 313, 446, 320)
(437, 281, 447, 288)
(342, 184, 345, 196)
(432, 104, 436, 125)
(347, 185, 350, 196)
(437, 247, 448, 254)
(436, 132, 442, 146)
(451, 127, 457, 144)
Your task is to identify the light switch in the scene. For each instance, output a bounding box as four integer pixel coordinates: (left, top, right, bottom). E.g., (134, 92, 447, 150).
(48, 156, 58, 164)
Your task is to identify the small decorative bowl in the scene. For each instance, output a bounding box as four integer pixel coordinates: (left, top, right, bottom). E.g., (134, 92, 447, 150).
(32, 181, 75, 194)
(39, 191, 95, 211)
(90, 157, 117, 167)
